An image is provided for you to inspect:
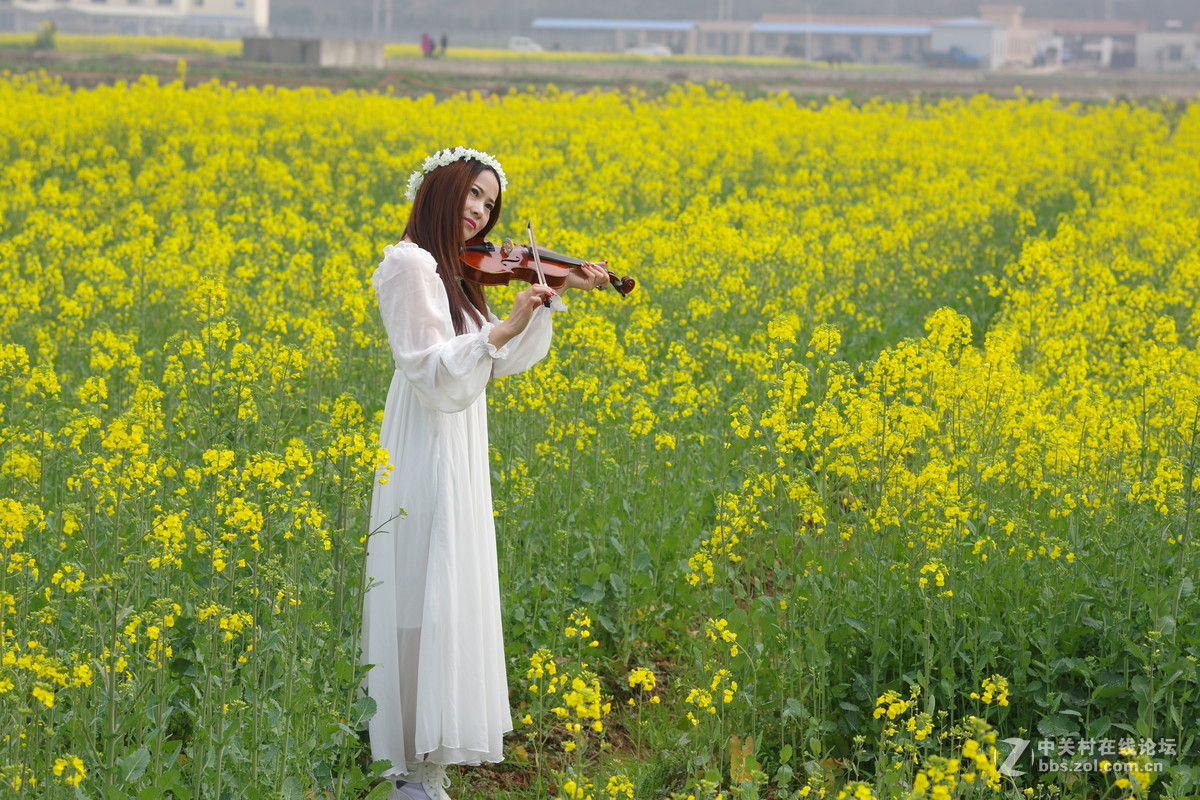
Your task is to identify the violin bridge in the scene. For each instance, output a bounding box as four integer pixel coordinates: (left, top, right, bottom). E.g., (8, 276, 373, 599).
(500, 237, 514, 258)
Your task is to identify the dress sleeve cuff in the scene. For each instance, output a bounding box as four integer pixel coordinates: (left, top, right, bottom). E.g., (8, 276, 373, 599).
(477, 322, 510, 360)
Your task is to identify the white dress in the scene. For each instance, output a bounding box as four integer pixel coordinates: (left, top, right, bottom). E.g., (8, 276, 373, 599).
(361, 241, 558, 777)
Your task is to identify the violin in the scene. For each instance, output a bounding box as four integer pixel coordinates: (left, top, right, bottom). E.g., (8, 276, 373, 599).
(460, 225, 636, 298)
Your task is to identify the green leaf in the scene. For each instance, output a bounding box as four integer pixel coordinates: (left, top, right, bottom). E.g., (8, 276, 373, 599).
(1091, 684, 1127, 700)
(1087, 716, 1112, 739)
(1136, 717, 1152, 739)
(1036, 715, 1078, 738)
(351, 696, 377, 729)
(364, 781, 395, 800)
(783, 697, 805, 720)
(153, 765, 183, 792)
(281, 776, 305, 800)
(575, 582, 605, 603)
(117, 747, 151, 784)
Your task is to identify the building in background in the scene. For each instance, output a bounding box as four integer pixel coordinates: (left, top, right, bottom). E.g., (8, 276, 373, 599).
(694, 19, 750, 57)
(4, 0, 266, 35)
(1136, 20, 1200, 72)
(530, 17, 695, 54)
(530, 6, 1074, 70)
(242, 35, 379, 66)
(751, 16, 934, 62)
(1025, 16, 1142, 67)
(930, 17, 1004, 70)
(979, 5, 1063, 67)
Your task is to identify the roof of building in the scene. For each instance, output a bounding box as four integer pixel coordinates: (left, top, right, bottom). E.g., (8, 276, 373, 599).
(752, 21, 931, 36)
(14, 3, 253, 21)
(1023, 18, 1145, 35)
(1139, 25, 1200, 36)
(934, 17, 996, 28)
(762, 13, 941, 25)
(528, 14, 1163, 39)
(532, 18, 696, 33)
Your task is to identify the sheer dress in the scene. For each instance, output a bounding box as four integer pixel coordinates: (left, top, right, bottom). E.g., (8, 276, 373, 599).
(361, 241, 557, 777)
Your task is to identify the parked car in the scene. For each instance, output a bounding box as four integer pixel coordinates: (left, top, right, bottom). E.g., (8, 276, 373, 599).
(821, 51, 856, 65)
(625, 43, 672, 56)
(508, 36, 543, 52)
(923, 46, 981, 68)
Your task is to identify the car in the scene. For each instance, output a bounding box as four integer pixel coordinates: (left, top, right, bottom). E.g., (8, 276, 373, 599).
(507, 36, 543, 52)
(821, 51, 856, 65)
(923, 46, 981, 68)
(625, 42, 672, 56)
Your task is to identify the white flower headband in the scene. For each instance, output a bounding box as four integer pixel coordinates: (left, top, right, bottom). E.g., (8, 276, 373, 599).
(405, 147, 508, 203)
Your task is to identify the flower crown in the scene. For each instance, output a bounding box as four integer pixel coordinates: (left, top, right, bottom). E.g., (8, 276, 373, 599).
(404, 147, 508, 203)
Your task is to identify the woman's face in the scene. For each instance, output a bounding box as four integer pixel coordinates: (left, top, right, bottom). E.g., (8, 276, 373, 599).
(461, 169, 500, 242)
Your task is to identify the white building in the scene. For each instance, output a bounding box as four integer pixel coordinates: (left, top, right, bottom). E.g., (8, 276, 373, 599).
(1137, 27, 1200, 72)
(7, 0, 267, 35)
(978, 4, 1062, 68)
(751, 19, 934, 63)
(931, 17, 1006, 70)
(530, 18, 696, 54)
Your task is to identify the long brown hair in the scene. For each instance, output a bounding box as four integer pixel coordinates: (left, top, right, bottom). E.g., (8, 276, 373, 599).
(403, 158, 503, 335)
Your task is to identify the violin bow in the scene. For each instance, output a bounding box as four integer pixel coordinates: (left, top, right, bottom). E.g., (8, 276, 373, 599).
(526, 220, 552, 308)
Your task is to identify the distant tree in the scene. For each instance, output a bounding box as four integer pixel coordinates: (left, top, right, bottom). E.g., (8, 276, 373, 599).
(33, 20, 57, 51)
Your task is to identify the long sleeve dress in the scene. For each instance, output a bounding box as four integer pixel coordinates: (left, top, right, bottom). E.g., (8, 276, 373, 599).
(361, 241, 558, 777)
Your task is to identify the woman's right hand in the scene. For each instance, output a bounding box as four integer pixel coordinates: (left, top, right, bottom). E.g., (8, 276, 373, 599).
(489, 283, 557, 349)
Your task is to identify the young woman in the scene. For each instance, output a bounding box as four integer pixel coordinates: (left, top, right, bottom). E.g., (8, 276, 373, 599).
(361, 147, 609, 800)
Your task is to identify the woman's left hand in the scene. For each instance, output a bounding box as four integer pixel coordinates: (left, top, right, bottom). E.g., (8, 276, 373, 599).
(564, 262, 611, 292)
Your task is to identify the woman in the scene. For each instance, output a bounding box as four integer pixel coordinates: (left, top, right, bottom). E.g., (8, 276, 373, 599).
(361, 147, 608, 800)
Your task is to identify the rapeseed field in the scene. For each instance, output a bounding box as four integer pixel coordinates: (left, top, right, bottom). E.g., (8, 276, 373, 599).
(0, 71, 1196, 799)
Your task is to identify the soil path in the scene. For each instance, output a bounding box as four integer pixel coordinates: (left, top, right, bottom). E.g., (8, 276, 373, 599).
(385, 55, 1200, 100)
(5, 48, 1200, 100)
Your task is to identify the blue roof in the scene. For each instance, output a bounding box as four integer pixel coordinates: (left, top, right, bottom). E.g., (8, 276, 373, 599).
(532, 17, 696, 32)
(752, 21, 931, 36)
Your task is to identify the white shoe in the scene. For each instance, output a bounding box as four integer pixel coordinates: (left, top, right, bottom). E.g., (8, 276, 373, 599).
(402, 762, 453, 800)
(393, 781, 429, 800)
(393, 780, 431, 800)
